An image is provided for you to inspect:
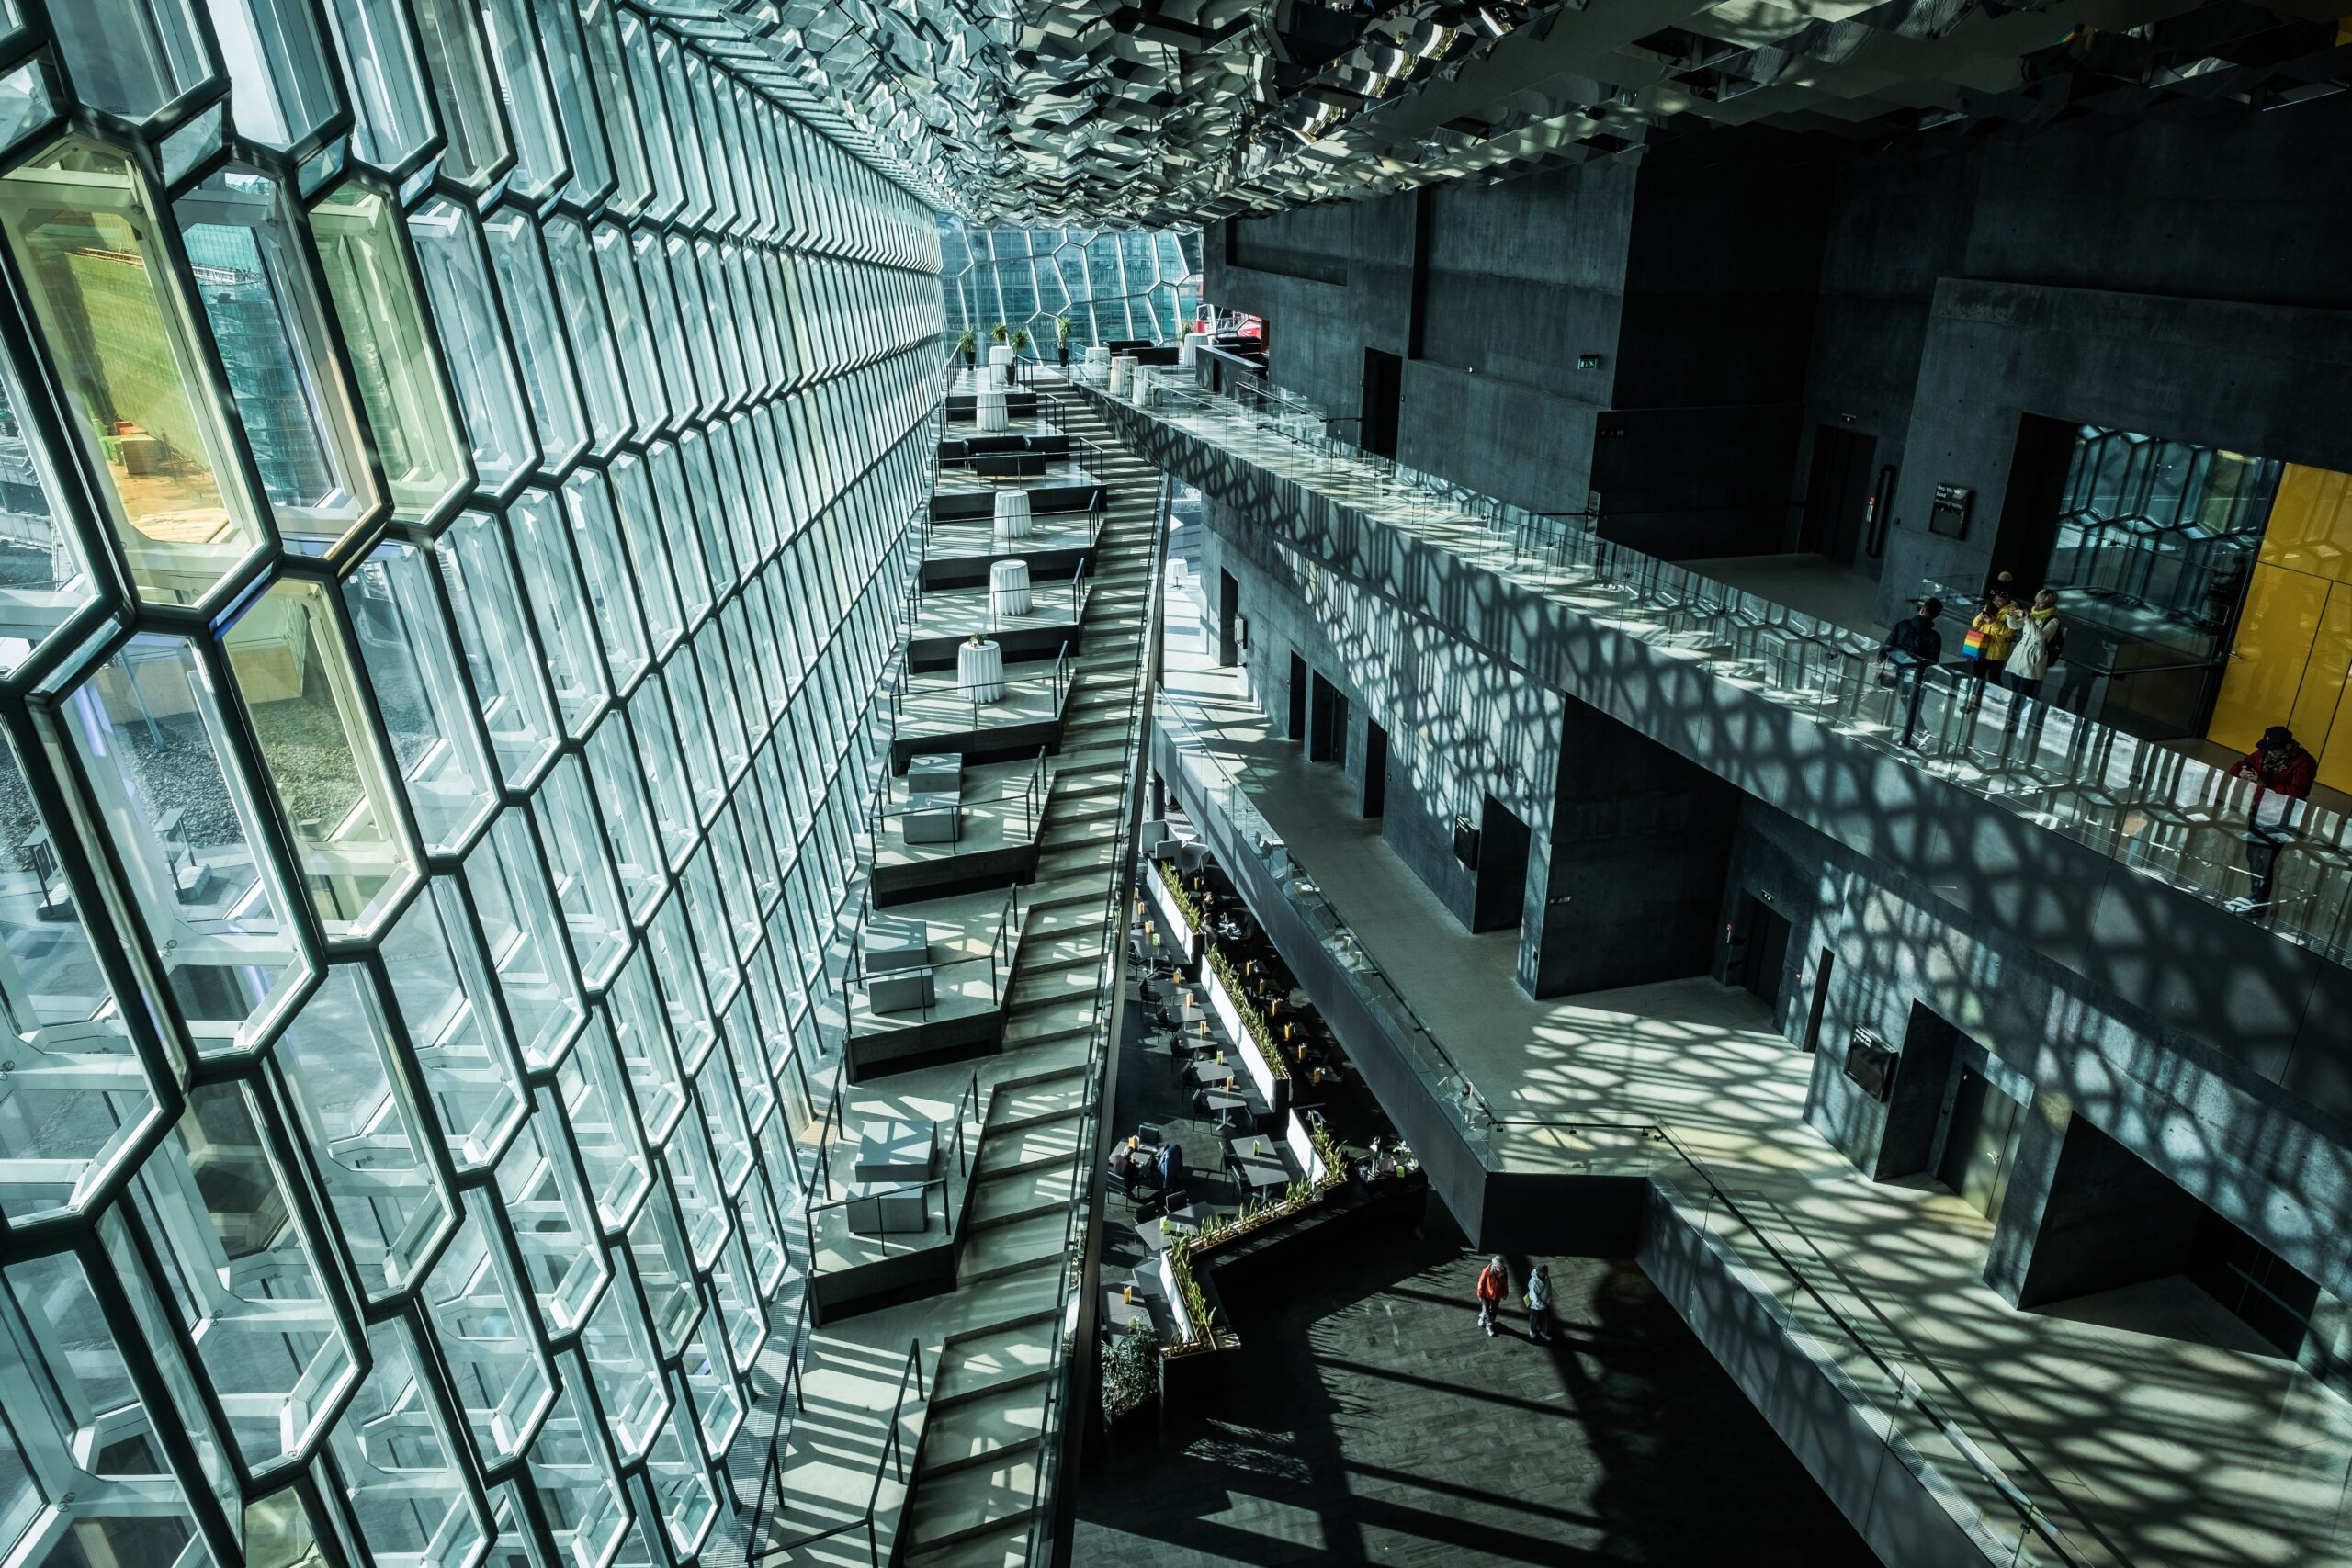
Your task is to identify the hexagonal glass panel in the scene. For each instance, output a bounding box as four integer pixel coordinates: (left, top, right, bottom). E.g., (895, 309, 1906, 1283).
(309, 181, 469, 525)
(380, 876, 526, 1173)
(0, 139, 270, 608)
(135, 1079, 360, 1481)
(496, 1105, 607, 1337)
(424, 1196, 555, 1470)
(409, 0, 511, 193)
(51, 0, 212, 124)
(324, 1316, 489, 1568)
(62, 634, 311, 1059)
(177, 167, 382, 558)
(343, 542, 498, 856)
(205, 0, 344, 152)
(223, 577, 420, 940)
(407, 196, 535, 496)
(274, 964, 452, 1300)
(435, 508, 558, 789)
(322, 0, 436, 174)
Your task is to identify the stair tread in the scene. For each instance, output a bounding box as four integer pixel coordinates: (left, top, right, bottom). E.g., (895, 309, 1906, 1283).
(899, 1456, 1042, 1553)
(967, 1162, 1076, 1226)
(932, 1324, 1056, 1404)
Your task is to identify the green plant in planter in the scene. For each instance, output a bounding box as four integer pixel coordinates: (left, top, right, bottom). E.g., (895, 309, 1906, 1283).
(1204, 946, 1289, 1080)
(1055, 314, 1072, 347)
(1009, 327, 1031, 354)
(954, 328, 977, 364)
(989, 322, 1009, 344)
(1309, 1119, 1349, 1186)
(1158, 862, 1204, 932)
(1102, 1322, 1161, 1421)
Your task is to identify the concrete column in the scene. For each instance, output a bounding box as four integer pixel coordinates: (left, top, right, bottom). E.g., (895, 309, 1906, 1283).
(1532, 696, 1741, 997)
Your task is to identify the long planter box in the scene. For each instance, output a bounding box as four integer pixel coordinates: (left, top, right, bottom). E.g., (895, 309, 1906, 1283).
(1199, 953, 1288, 1116)
(1144, 863, 1203, 966)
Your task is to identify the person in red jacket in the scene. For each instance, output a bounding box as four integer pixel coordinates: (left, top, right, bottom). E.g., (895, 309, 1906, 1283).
(1475, 1255, 1509, 1337)
(2232, 725, 2317, 914)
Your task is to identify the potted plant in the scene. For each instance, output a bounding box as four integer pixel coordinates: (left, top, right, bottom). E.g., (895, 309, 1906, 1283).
(1177, 318, 1199, 368)
(1102, 1322, 1162, 1437)
(954, 328, 977, 367)
(989, 322, 1009, 346)
(1054, 315, 1072, 366)
(1010, 326, 1031, 359)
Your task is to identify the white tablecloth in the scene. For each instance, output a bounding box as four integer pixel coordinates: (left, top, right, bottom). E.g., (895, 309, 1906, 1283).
(993, 486, 1032, 539)
(1131, 366, 1155, 406)
(989, 559, 1032, 619)
(1108, 355, 1136, 397)
(975, 389, 1008, 432)
(988, 344, 1016, 367)
(956, 639, 1005, 704)
(1083, 344, 1111, 367)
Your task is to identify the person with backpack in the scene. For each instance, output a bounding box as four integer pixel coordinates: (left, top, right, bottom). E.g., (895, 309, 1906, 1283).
(1525, 1263, 1555, 1344)
(2002, 590, 2063, 702)
(1879, 597, 1944, 749)
(1475, 1255, 1509, 1337)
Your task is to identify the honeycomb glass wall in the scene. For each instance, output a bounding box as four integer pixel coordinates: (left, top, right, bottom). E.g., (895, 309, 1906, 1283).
(0, 4, 944, 1567)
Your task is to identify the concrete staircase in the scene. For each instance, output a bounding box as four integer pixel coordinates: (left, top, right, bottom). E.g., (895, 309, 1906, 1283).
(890, 388, 1161, 1566)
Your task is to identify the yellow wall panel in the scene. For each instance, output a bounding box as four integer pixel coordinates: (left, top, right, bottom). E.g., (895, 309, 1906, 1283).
(2291, 582, 2352, 749)
(2210, 561, 2329, 754)
(2256, 463, 2352, 582)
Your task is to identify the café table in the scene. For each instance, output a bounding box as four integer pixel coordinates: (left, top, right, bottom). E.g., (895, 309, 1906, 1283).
(1201, 1089, 1250, 1129)
(1229, 1148, 1291, 1195)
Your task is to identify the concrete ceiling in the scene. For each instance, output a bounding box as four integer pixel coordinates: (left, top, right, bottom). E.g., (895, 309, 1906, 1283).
(709, 0, 2352, 226)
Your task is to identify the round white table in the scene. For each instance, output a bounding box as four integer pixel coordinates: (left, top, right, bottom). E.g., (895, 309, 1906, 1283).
(989, 559, 1032, 619)
(992, 486, 1032, 540)
(1131, 366, 1155, 406)
(988, 344, 1016, 368)
(1083, 345, 1111, 380)
(1108, 355, 1136, 397)
(956, 640, 1005, 704)
(975, 389, 1008, 432)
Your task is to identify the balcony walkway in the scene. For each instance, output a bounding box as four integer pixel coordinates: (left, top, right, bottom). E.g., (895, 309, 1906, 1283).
(1085, 373, 2352, 974)
(1158, 570, 2352, 1568)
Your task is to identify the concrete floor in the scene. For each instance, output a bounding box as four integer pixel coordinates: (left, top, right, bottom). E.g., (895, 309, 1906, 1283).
(1683, 550, 1892, 640)
(1158, 573, 2352, 1568)
(1074, 1209, 1876, 1567)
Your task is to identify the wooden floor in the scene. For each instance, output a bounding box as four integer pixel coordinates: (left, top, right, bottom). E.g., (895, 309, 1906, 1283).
(1072, 1213, 1875, 1567)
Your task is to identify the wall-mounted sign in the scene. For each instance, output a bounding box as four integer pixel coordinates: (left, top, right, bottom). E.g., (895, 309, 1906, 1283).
(1928, 482, 1973, 539)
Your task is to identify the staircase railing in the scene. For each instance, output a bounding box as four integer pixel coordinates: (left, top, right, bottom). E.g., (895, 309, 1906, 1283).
(747, 1337, 927, 1567)
(1020, 468, 1170, 1566)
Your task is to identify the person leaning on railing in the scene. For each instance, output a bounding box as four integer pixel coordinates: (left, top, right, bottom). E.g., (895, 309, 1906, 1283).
(2230, 725, 2316, 917)
(1878, 597, 1945, 750)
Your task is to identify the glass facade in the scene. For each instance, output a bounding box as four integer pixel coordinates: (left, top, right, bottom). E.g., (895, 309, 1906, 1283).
(0, 5, 943, 1568)
(939, 217, 1200, 351)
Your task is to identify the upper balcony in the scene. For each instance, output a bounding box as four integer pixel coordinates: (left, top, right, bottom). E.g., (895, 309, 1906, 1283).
(1073, 362, 2352, 1110)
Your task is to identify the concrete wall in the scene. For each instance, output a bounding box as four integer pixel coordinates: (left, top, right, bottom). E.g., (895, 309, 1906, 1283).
(1211, 92, 2352, 615)
(1200, 498, 1566, 988)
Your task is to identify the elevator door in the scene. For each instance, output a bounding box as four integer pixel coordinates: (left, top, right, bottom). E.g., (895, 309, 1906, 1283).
(1938, 1067, 2025, 1223)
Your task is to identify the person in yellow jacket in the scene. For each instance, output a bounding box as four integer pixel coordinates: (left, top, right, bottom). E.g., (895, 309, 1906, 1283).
(1962, 591, 2018, 691)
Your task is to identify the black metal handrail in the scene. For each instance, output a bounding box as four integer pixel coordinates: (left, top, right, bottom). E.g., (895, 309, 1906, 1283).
(747, 1337, 928, 1567)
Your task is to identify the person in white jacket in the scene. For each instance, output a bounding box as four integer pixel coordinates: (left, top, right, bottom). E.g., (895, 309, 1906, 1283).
(1526, 1264, 1555, 1344)
(2003, 590, 2062, 701)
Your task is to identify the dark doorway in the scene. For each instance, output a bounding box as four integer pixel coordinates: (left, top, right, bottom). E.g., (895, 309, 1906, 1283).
(1937, 1066, 2026, 1223)
(1286, 651, 1307, 742)
(1472, 794, 1531, 935)
(2188, 1212, 2321, 1358)
(1996, 412, 2081, 595)
(1730, 893, 1792, 1013)
(1216, 570, 1240, 666)
(1307, 672, 1348, 766)
(1360, 348, 1402, 459)
(1363, 721, 1388, 818)
(1798, 427, 1877, 563)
